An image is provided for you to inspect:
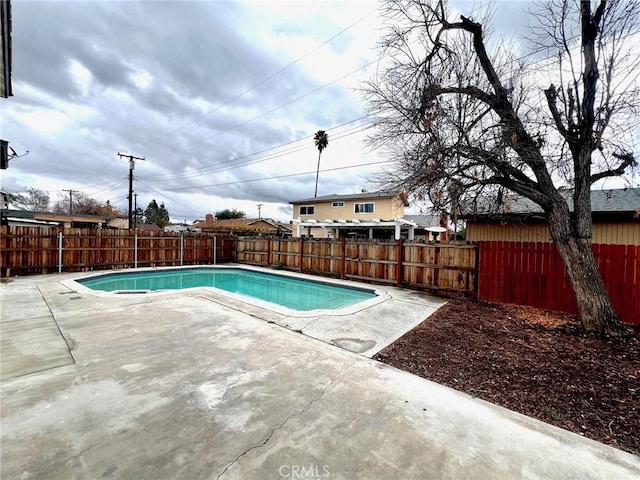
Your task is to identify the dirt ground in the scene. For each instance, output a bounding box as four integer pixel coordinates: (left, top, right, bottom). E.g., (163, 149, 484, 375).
(376, 297, 640, 456)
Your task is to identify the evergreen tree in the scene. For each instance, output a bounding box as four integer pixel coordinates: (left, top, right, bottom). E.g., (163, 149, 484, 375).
(144, 199, 170, 228)
(215, 208, 246, 220)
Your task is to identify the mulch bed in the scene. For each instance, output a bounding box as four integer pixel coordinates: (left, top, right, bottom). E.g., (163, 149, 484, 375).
(376, 297, 640, 456)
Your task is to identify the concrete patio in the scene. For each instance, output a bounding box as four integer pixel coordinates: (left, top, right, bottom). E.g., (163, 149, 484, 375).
(1, 269, 639, 479)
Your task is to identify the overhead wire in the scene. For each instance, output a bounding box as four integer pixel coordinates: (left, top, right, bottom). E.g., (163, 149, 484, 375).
(49, 9, 637, 212)
(140, 160, 389, 193)
(85, 177, 129, 198)
(138, 119, 373, 182)
(136, 180, 209, 216)
(132, 6, 380, 151)
(143, 59, 380, 161)
(140, 29, 631, 165)
(137, 34, 639, 192)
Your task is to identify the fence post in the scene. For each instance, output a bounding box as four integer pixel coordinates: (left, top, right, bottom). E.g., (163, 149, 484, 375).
(474, 242, 480, 294)
(433, 244, 440, 290)
(213, 236, 217, 265)
(396, 238, 403, 287)
(299, 236, 304, 273)
(180, 233, 184, 266)
(341, 236, 346, 279)
(58, 231, 63, 273)
(134, 234, 138, 269)
(267, 236, 272, 267)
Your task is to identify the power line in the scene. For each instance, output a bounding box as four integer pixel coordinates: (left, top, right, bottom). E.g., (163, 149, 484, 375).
(133, 7, 379, 150)
(86, 177, 129, 199)
(138, 119, 373, 182)
(140, 19, 639, 164)
(141, 160, 389, 193)
(136, 180, 205, 216)
(139, 33, 615, 163)
(143, 58, 379, 161)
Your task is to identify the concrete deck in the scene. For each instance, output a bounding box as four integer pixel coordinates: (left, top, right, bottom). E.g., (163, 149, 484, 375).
(1, 269, 639, 479)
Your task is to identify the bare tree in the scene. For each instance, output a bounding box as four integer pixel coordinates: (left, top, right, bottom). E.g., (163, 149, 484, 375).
(12, 187, 50, 212)
(53, 192, 124, 217)
(365, 0, 639, 335)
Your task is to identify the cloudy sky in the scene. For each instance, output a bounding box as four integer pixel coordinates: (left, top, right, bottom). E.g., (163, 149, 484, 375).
(0, 0, 591, 222)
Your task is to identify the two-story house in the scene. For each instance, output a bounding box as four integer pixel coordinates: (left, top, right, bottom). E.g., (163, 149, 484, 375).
(289, 191, 448, 240)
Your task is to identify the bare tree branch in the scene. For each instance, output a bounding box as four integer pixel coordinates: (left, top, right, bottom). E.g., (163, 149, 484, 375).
(590, 152, 637, 183)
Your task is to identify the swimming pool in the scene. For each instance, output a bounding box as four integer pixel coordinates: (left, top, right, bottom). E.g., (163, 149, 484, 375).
(78, 267, 377, 311)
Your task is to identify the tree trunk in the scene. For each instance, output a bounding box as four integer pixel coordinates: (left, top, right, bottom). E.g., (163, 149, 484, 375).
(314, 151, 321, 198)
(554, 236, 622, 334)
(547, 206, 624, 335)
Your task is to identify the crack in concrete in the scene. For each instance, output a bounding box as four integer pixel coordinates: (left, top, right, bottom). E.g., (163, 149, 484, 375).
(289, 315, 320, 332)
(38, 285, 76, 365)
(215, 373, 341, 479)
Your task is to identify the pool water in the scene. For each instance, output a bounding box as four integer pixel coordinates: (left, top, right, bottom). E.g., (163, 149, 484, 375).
(78, 268, 376, 311)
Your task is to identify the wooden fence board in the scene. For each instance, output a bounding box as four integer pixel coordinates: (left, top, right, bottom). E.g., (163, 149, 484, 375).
(478, 241, 638, 325)
(237, 238, 478, 296)
(0, 226, 235, 275)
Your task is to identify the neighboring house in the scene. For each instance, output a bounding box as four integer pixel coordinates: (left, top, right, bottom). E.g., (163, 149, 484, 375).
(192, 213, 292, 236)
(461, 188, 640, 245)
(107, 217, 128, 229)
(164, 223, 201, 233)
(0, 209, 108, 229)
(289, 191, 448, 241)
(403, 214, 449, 242)
(135, 223, 162, 233)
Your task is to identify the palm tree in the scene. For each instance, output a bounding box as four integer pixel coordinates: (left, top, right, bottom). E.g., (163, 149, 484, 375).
(313, 130, 329, 197)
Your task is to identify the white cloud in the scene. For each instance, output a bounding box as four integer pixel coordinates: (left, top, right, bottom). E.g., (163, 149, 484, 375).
(130, 69, 152, 90)
(69, 59, 93, 96)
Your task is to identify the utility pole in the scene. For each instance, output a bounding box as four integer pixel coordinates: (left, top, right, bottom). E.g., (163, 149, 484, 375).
(134, 193, 138, 229)
(257, 203, 263, 219)
(118, 153, 145, 229)
(62, 189, 78, 215)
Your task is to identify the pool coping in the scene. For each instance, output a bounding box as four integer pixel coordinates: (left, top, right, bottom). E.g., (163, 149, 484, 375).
(63, 264, 391, 319)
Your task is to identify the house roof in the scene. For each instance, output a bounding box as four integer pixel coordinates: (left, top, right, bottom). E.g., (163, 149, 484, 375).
(1, 209, 107, 224)
(402, 214, 445, 228)
(193, 217, 291, 232)
(292, 217, 419, 229)
(1, 209, 37, 219)
(461, 188, 640, 218)
(0, 209, 58, 226)
(135, 223, 162, 232)
(289, 191, 400, 204)
(292, 215, 447, 231)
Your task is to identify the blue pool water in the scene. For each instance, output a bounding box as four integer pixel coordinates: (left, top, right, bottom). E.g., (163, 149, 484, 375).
(78, 268, 376, 311)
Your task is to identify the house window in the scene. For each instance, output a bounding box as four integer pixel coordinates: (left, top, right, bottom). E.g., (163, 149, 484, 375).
(299, 205, 315, 215)
(354, 202, 374, 214)
(332, 201, 345, 208)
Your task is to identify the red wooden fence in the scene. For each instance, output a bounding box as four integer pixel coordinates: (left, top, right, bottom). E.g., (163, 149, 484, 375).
(478, 241, 639, 324)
